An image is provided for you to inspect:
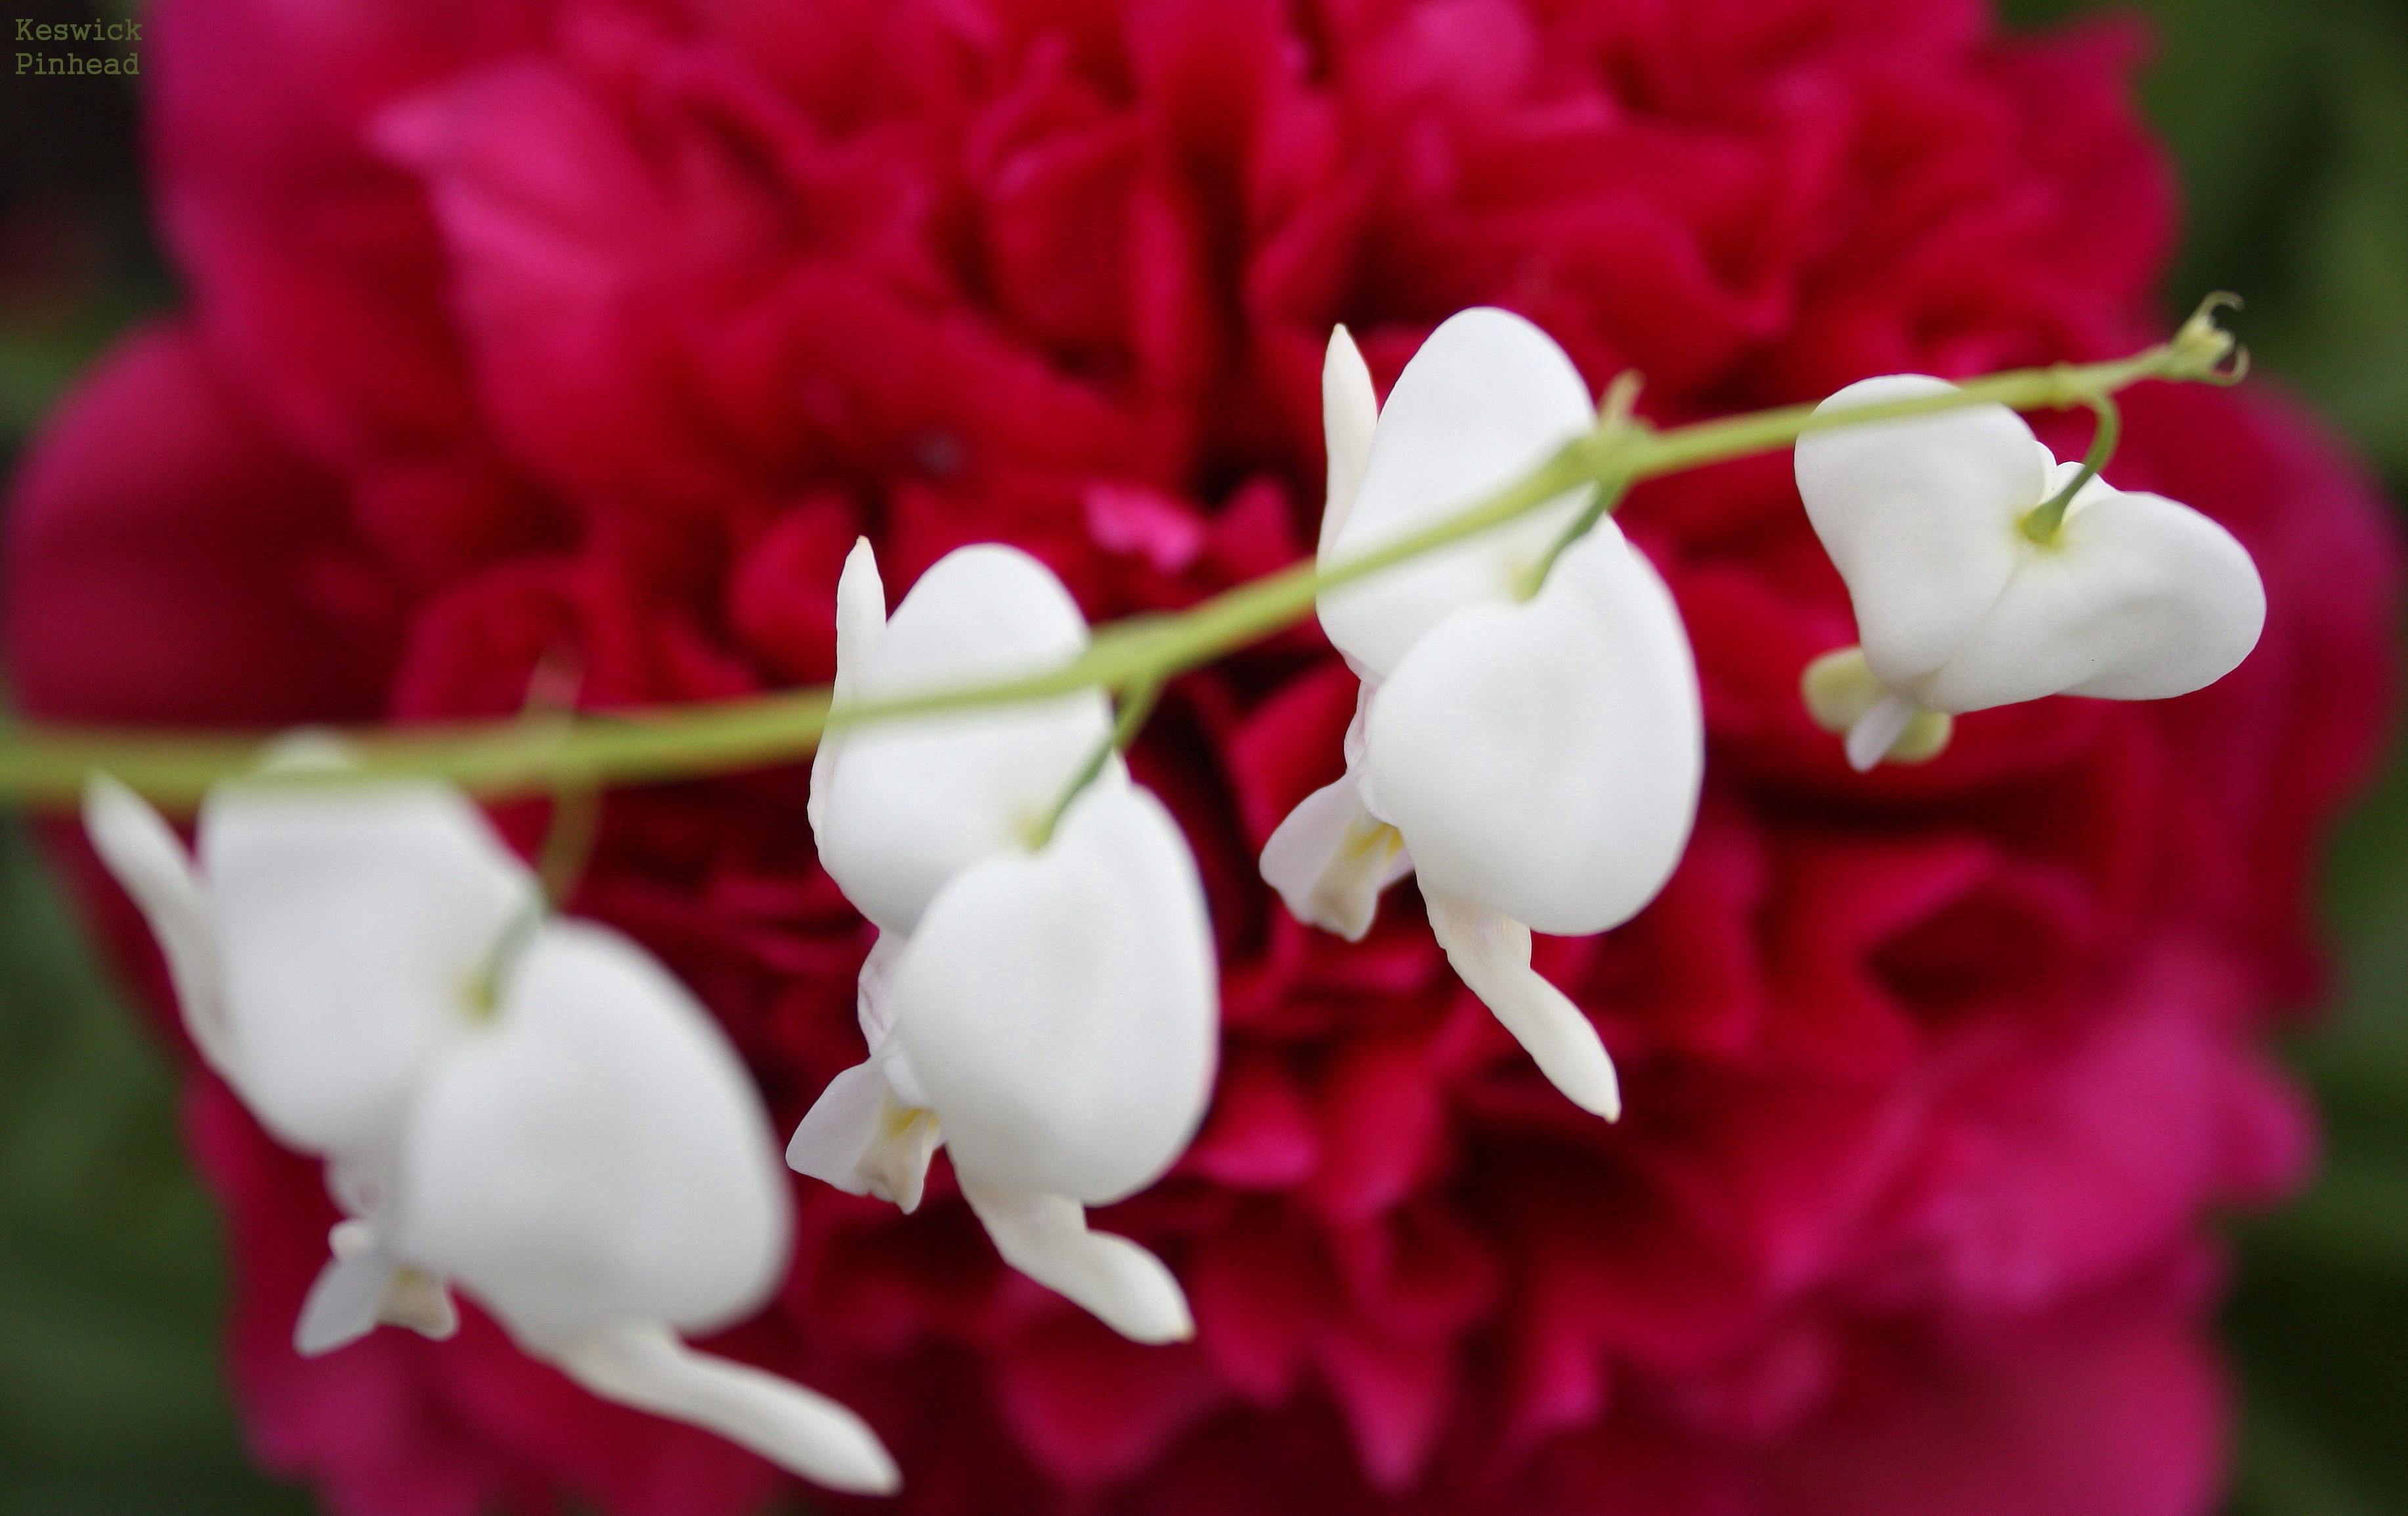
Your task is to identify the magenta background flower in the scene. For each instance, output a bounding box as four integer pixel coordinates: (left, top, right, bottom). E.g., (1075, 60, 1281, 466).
(5, 2, 2398, 1515)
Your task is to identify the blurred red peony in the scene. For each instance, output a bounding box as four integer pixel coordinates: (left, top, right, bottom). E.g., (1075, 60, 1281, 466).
(7, 1, 2397, 1513)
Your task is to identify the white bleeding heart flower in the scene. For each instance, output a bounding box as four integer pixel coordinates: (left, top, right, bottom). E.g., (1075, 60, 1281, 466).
(83, 768, 897, 1497)
(1795, 373, 2268, 769)
(1260, 309, 1705, 1120)
(791, 540, 1218, 1345)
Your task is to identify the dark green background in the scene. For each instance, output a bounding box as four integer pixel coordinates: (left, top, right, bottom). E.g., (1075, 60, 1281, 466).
(2, 0, 2404, 1510)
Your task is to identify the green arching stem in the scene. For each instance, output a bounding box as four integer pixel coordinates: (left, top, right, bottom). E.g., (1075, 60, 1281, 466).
(537, 783, 601, 907)
(2020, 391, 2122, 546)
(1518, 475, 1633, 601)
(1032, 674, 1163, 848)
(1516, 370, 1644, 601)
(0, 296, 2250, 812)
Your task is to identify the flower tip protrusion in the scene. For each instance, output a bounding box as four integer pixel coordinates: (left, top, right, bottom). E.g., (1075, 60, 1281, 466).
(1425, 894, 1622, 1121)
(553, 1322, 902, 1496)
(1321, 323, 1379, 559)
(1801, 647, 1954, 771)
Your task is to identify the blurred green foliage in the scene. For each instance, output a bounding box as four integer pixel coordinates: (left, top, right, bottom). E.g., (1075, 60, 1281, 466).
(2, 0, 2405, 1512)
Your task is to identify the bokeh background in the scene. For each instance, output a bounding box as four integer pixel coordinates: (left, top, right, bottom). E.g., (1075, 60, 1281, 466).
(0, 0, 2401, 1511)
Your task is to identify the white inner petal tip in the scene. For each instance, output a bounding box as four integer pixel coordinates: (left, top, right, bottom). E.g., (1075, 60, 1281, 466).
(1423, 894, 1621, 1120)
(1845, 692, 1919, 772)
(294, 1246, 395, 1356)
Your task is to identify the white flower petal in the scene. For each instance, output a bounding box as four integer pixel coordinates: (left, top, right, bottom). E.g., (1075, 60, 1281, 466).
(1318, 324, 1379, 559)
(1258, 773, 1409, 942)
(891, 780, 1216, 1206)
(379, 1263, 460, 1341)
(806, 537, 887, 837)
(394, 920, 788, 1349)
(294, 1223, 458, 1354)
(1795, 375, 2050, 690)
(295, 1237, 399, 1356)
(1318, 309, 1597, 678)
(1364, 522, 1701, 936)
(958, 1178, 1193, 1345)
(196, 780, 537, 1157)
(553, 1320, 899, 1496)
(83, 776, 234, 1078)
(785, 1058, 942, 1213)
(813, 544, 1110, 934)
(1921, 481, 2268, 710)
(851, 926, 907, 1049)
(1423, 894, 1620, 1119)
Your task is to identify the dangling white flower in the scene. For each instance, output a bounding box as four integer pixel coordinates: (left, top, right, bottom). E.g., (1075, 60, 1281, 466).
(1260, 309, 1705, 1120)
(792, 540, 1218, 1346)
(84, 764, 898, 1496)
(1795, 374, 2268, 769)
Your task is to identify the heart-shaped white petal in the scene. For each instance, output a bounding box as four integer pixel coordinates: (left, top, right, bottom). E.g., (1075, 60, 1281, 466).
(888, 779, 1216, 1206)
(394, 919, 788, 1349)
(1795, 374, 2049, 691)
(196, 780, 536, 1158)
(1318, 308, 1597, 679)
(1918, 469, 2266, 710)
(1364, 522, 1702, 937)
(813, 543, 1110, 935)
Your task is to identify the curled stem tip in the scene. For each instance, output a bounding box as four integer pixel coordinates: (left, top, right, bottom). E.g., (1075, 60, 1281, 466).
(2170, 291, 2249, 385)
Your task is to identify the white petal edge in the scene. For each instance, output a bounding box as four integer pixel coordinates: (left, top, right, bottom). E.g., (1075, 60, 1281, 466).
(295, 1221, 459, 1354)
(1258, 773, 1411, 941)
(786, 1059, 942, 1213)
(552, 1320, 899, 1496)
(959, 1177, 1194, 1345)
(1318, 308, 1598, 678)
(1424, 894, 1621, 1120)
(807, 536, 888, 837)
(295, 1233, 398, 1356)
(1318, 324, 1379, 559)
(83, 775, 234, 1077)
(1795, 374, 2049, 691)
